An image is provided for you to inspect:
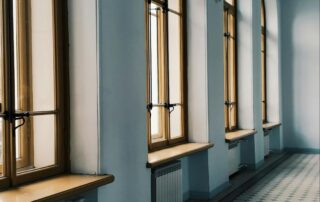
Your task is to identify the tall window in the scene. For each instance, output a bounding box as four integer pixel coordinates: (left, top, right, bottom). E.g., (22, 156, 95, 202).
(224, 0, 237, 131)
(261, 0, 267, 123)
(146, 0, 186, 151)
(0, 0, 68, 188)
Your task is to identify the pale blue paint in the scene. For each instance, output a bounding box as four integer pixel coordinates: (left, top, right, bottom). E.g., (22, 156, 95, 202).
(97, 0, 151, 201)
(280, 0, 320, 151)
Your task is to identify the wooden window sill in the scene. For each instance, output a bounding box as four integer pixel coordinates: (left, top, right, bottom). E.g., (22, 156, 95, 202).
(263, 122, 281, 131)
(0, 174, 114, 201)
(225, 129, 257, 143)
(147, 143, 214, 168)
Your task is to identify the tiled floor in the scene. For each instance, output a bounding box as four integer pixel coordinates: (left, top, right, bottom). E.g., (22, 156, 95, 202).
(233, 154, 320, 202)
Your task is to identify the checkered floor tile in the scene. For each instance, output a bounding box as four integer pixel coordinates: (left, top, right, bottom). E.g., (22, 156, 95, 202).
(233, 154, 320, 202)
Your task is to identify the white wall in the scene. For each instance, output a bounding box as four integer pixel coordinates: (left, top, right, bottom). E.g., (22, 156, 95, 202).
(68, 0, 100, 174)
(280, 0, 320, 151)
(187, 0, 209, 143)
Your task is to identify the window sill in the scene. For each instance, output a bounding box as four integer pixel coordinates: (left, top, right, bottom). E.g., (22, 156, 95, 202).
(147, 143, 214, 168)
(0, 174, 114, 201)
(225, 129, 257, 143)
(263, 122, 281, 131)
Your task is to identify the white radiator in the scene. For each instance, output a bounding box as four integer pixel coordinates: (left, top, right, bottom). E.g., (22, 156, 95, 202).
(264, 133, 270, 156)
(228, 142, 241, 176)
(151, 160, 182, 202)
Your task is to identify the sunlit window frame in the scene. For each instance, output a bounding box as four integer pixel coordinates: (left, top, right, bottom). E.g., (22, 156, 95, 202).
(224, 0, 238, 132)
(261, 0, 267, 123)
(146, 0, 187, 152)
(0, 0, 69, 189)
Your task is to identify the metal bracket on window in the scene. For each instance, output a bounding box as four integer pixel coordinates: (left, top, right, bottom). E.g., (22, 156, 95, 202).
(3, 111, 30, 130)
(147, 103, 178, 113)
(14, 112, 30, 130)
(224, 32, 231, 38)
(224, 100, 236, 106)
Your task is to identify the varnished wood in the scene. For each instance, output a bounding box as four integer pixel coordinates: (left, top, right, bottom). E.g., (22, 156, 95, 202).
(225, 129, 257, 143)
(262, 122, 281, 131)
(147, 0, 187, 151)
(147, 143, 214, 168)
(0, 174, 114, 201)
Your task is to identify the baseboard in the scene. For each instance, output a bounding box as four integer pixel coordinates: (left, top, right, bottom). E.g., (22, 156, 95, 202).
(247, 159, 264, 170)
(187, 181, 230, 200)
(183, 191, 190, 202)
(284, 148, 320, 154)
(209, 182, 231, 198)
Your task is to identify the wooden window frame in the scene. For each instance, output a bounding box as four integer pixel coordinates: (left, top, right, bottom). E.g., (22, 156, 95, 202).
(146, 0, 187, 152)
(261, 0, 267, 123)
(0, 0, 69, 189)
(224, 0, 238, 132)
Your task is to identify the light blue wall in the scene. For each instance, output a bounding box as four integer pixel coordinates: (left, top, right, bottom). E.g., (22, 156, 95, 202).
(280, 0, 320, 151)
(206, 0, 230, 195)
(97, 0, 151, 201)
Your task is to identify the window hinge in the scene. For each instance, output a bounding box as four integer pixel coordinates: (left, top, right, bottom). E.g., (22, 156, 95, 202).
(224, 101, 236, 106)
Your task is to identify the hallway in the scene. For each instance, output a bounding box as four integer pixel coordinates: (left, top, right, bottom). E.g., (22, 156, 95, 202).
(233, 154, 320, 202)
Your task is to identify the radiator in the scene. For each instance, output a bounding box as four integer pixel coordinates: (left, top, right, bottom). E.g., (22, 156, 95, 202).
(151, 160, 182, 202)
(228, 142, 241, 176)
(264, 133, 270, 156)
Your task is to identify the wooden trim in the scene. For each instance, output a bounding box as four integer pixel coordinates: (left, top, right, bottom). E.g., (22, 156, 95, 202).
(147, 143, 214, 168)
(147, 0, 187, 152)
(0, 0, 69, 188)
(261, 0, 267, 123)
(262, 122, 281, 131)
(225, 129, 257, 143)
(0, 174, 114, 201)
(224, 0, 238, 131)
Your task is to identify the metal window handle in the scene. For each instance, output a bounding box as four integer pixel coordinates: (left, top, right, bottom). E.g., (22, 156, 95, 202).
(224, 32, 231, 38)
(224, 101, 236, 106)
(3, 111, 30, 130)
(147, 103, 179, 113)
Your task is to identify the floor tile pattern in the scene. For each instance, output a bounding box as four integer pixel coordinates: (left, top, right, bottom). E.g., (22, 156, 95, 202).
(233, 154, 320, 202)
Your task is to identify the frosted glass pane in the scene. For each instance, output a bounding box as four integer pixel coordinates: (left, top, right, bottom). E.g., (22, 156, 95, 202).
(33, 115, 55, 168)
(31, 0, 55, 111)
(16, 115, 56, 172)
(168, 0, 180, 12)
(151, 108, 160, 137)
(150, 11, 159, 104)
(225, 0, 234, 5)
(0, 119, 3, 175)
(168, 13, 182, 104)
(170, 106, 182, 139)
(0, 0, 3, 176)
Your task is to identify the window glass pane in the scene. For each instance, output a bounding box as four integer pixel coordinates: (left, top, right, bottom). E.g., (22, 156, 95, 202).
(0, 119, 3, 176)
(228, 37, 236, 102)
(168, 12, 182, 104)
(150, 6, 159, 104)
(168, 0, 181, 13)
(151, 108, 165, 142)
(170, 106, 182, 139)
(225, 0, 234, 6)
(0, 0, 4, 176)
(16, 114, 56, 172)
(30, 0, 55, 111)
(14, 0, 55, 112)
